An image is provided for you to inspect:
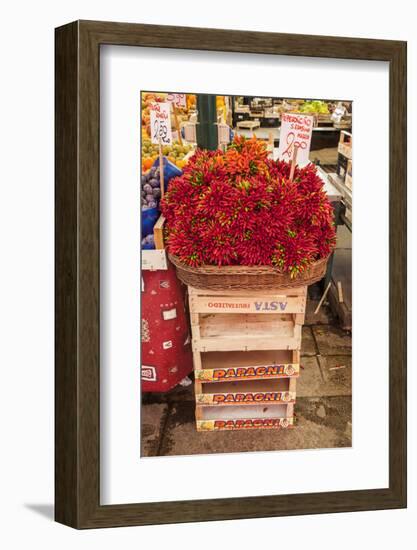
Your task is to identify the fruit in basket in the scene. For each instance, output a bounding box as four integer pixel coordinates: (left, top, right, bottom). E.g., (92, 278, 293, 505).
(161, 136, 336, 276)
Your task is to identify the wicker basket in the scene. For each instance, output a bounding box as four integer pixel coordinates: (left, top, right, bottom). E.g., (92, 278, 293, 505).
(169, 254, 329, 291)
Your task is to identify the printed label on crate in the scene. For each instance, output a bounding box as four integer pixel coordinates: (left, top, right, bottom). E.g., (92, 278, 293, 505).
(277, 113, 314, 165)
(196, 391, 296, 405)
(141, 365, 157, 381)
(150, 102, 172, 145)
(195, 363, 299, 381)
(197, 417, 294, 431)
(191, 296, 305, 314)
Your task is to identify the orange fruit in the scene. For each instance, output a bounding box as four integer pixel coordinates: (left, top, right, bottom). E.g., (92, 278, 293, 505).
(142, 157, 153, 171)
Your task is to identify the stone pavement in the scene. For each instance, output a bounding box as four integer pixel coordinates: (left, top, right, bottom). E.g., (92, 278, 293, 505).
(141, 296, 352, 457)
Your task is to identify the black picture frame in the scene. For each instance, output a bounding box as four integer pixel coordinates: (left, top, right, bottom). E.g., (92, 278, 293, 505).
(55, 20, 407, 528)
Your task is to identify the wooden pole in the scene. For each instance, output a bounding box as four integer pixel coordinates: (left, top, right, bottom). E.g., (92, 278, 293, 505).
(289, 145, 299, 181)
(337, 281, 344, 303)
(172, 103, 183, 145)
(314, 281, 331, 315)
(158, 139, 165, 199)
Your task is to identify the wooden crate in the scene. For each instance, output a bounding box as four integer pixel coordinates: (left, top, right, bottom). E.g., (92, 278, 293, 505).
(188, 286, 306, 431)
(141, 214, 167, 271)
(189, 286, 306, 353)
(191, 313, 302, 352)
(345, 159, 352, 190)
(338, 130, 352, 160)
(196, 403, 294, 431)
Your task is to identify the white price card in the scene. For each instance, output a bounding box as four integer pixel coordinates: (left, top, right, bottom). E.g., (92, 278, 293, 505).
(278, 113, 314, 165)
(167, 93, 187, 108)
(149, 102, 172, 145)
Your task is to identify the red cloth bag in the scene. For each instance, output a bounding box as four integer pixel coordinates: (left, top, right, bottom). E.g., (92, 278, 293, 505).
(141, 263, 193, 392)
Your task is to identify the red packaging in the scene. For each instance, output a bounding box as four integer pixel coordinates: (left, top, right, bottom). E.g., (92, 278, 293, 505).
(141, 263, 193, 392)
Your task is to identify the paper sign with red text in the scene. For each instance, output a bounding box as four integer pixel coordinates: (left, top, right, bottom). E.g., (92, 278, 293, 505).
(278, 113, 314, 165)
(149, 102, 172, 145)
(167, 93, 187, 108)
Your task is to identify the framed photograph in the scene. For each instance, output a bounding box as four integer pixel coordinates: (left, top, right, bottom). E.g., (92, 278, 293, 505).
(55, 20, 406, 528)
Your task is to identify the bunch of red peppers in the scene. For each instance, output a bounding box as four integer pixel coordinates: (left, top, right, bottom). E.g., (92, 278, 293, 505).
(161, 136, 336, 277)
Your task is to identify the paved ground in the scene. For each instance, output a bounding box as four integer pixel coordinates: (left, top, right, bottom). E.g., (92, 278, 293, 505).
(141, 293, 352, 457)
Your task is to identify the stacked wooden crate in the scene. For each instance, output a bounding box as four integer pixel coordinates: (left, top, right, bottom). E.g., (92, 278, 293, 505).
(188, 285, 307, 431)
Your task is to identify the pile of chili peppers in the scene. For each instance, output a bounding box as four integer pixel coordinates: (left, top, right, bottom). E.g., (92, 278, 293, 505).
(161, 136, 336, 277)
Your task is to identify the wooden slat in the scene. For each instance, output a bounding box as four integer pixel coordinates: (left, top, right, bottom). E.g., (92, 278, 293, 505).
(202, 349, 294, 369)
(153, 214, 165, 250)
(193, 335, 301, 352)
(294, 312, 305, 325)
(195, 362, 300, 382)
(198, 313, 296, 339)
(189, 294, 306, 314)
(188, 286, 307, 297)
(196, 391, 296, 405)
(192, 351, 202, 370)
(196, 403, 294, 431)
(195, 376, 296, 405)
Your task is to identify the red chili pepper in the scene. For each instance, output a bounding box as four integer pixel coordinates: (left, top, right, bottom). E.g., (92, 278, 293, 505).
(160, 136, 336, 273)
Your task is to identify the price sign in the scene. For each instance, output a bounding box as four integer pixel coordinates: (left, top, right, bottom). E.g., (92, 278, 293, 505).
(278, 113, 314, 165)
(167, 93, 187, 108)
(149, 102, 172, 145)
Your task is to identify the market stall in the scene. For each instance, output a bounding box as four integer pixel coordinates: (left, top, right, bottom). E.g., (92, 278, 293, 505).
(140, 91, 352, 437)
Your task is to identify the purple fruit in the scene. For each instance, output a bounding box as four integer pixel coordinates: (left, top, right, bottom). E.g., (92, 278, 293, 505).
(152, 188, 161, 199)
(143, 183, 152, 194)
(148, 201, 157, 209)
(149, 178, 159, 188)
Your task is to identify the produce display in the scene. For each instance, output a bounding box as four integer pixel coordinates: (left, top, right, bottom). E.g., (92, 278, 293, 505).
(141, 139, 194, 172)
(141, 165, 162, 210)
(141, 92, 166, 139)
(161, 136, 336, 276)
(297, 100, 330, 114)
(141, 92, 196, 141)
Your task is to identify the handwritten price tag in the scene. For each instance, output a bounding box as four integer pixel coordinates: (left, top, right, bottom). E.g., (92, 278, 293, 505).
(149, 102, 172, 145)
(278, 113, 314, 165)
(167, 93, 187, 108)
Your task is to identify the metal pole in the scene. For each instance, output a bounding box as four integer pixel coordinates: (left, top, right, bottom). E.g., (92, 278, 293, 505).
(196, 94, 218, 150)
